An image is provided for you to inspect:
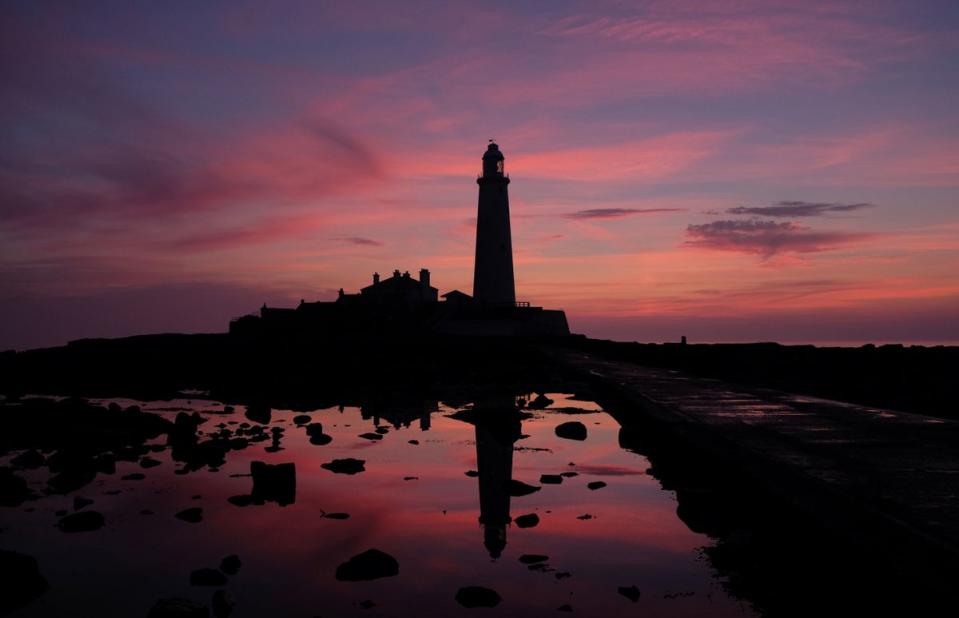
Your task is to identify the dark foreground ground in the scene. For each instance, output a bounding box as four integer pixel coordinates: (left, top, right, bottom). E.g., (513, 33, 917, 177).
(1, 333, 957, 616)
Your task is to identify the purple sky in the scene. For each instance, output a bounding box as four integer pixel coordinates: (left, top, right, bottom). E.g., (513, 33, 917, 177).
(2, 1, 958, 349)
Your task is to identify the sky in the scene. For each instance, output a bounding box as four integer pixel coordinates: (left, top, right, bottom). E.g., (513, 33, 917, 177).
(2, 0, 958, 350)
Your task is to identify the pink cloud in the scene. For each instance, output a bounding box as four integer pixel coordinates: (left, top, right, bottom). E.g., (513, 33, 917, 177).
(685, 219, 873, 257)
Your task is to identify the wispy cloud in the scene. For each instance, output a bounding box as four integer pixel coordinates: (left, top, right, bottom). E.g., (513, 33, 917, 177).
(726, 201, 875, 217)
(685, 219, 871, 257)
(335, 236, 384, 247)
(563, 208, 684, 220)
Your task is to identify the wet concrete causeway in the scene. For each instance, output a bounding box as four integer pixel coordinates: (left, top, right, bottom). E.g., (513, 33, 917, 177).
(556, 350, 959, 591)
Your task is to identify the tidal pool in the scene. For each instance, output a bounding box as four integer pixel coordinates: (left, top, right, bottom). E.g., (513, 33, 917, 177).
(1, 393, 756, 617)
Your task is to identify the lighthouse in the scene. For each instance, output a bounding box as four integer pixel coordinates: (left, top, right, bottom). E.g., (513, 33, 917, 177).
(472, 141, 516, 305)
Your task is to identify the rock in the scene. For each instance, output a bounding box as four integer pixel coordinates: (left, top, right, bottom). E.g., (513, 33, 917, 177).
(11, 449, 45, 469)
(250, 461, 296, 506)
(465, 470, 479, 477)
(408, 440, 419, 445)
(48, 466, 96, 493)
(358, 432, 382, 441)
(558, 604, 573, 612)
(618, 585, 640, 603)
(140, 457, 162, 468)
(321, 511, 350, 520)
(309, 434, 333, 446)
(374, 426, 389, 434)
(0, 550, 49, 614)
(176, 507, 203, 523)
(519, 554, 549, 564)
(73, 496, 94, 510)
(148, 597, 209, 618)
(555, 571, 572, 580)
(509, 480, 541, 497)
(190, 568, 228, 587)
(211, 590, 234, 618)
(95, 453, 116, 474)
(122, 473, 146, 481)
(293, 415, 311, 425)
(540, 474, 563, 485)
(554, 422, 587, 441)
(576, 513, 594, 520)
(359, 599, 376, 609)
(0, 467, 31, 506)
(321, 458, 365, 475)
(560, 471, 578, 478)
(219, 555, 241, 575)
(226, 495, 259, 507)
(528, 394, 554, 409)
(514, 513, 540, 528)
(305, 423, 325, 437)
(455, 586, 501, 608)
(244, 404, 271, 425)
(55, 509, 67, 516)
(335, 549, 399, 581)
(587, 481, 607, 490)
(224, 405, 235, 413)
(57, 510, 104, 533)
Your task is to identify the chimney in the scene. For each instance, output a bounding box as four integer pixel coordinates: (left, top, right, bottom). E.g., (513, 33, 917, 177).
(393, 269, 401, 278)
(373, 272, 380, 285)
(419, 268, 431, 288)
(403, 270, 410, 278)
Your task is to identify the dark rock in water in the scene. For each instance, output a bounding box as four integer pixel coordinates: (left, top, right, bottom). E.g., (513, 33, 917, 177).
(540, 474, 563, 485)
(321, 511, 350, 520)
(514, 513, 540, 528)
(148, 598, 209, 618)
(528, 394, 554, 409)
(408, 439, 419, 445)
(226, 495, 260, 507)
(455, 586, 501, 608)
(250, 461, 296, 506)
(403, 476, 418, 481)
(555, 571, 572, 580)
(219, 555, 241, 575)
(58, 510, 104, 533)
(48, 466, 96, 494)
(244, 404, 271, 425)
(122, 473, 146, 481)
(618, 585, 640, 603)
(374, 426, 389, 434)
(509, 480, 541, 497)
(576, 513, 594, 520)
(305, 423, 325, 437)
(11, 449, 45, 469)
(211, 590, 234, 618)
(359, 599, 376, 609)
(558, 604, 573, 612)
(293, 415, 311, 425)
(335, 549, 399, 581)
(322, 458, 365, 475)
(465, 470, 479, 477)
(0, 550, 49, 614)
(555, 421, 587, 441)
(95, 453, 116, 474)
(587, 481, 607, 490)
(224, 406, 235, 413)
(140, 457, 162, 468)
(519, 554, 549, 564)
(228, 438, 248, 450)
(560, 471, 578, 478)
(309, 434, 333, 446)
(358, 432, 383, 441)
(176, 507, 203, 523)
(55, 509, 67, 516)
(190, 568, 228, 587)
(73, 496, 94, 510)
(0, 467, 31, 506)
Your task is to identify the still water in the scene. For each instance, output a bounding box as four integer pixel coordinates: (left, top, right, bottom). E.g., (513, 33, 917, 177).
(2, 394, 755, 617)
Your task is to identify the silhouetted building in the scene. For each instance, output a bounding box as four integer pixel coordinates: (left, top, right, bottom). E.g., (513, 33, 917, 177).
(228, 141, 570, 338)
(473, 142, 516, 305)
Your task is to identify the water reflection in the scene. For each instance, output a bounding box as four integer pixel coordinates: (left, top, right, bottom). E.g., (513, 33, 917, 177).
(469, 399, 522, 558)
